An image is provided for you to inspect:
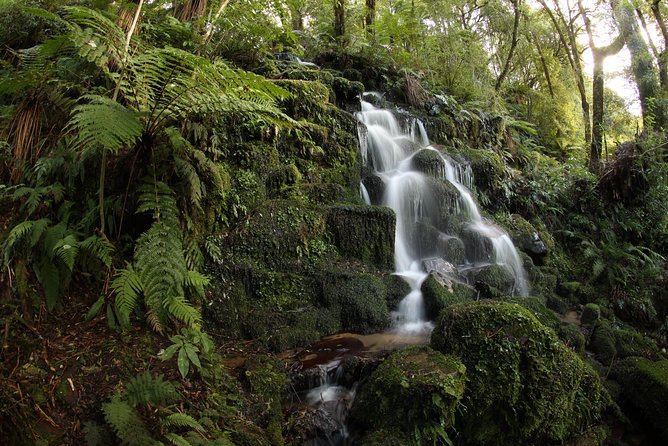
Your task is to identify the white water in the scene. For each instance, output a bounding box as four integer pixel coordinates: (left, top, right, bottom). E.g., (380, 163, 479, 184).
(356, 97, 529, 332)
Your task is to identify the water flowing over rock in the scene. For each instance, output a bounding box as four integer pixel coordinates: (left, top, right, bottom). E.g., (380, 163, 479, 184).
(356, 94, 529, 332)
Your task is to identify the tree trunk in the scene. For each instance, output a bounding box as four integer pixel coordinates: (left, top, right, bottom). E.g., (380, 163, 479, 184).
(495, 0, 521, 91)
(538, 0, 591, 144)
(365, 0, 376, 35)
(636, 7, 667, 89)
(613, 0, 664, 129)
(650, 0, 668, 89)
(532, 33, 555, 98)
(334, 0, 346, 39)
(579, 0, 624, 173)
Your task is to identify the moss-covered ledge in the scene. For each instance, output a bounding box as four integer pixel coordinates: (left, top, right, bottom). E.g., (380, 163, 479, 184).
(325, 205, 395, 270)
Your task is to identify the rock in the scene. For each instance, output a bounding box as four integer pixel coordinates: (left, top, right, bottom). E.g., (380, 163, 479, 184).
(288, 407, 343, 444)
(421, 274, 475, 320)
(589, 319, 617, 365)
(611, 357, 668, 441)
(326, 205, 395, 270)
(468, 264, 515, 297)
(431, 301, 605, 445)
(581, 303, 601, 326)
(411, 148, 445, 178)
(351, 346, 466, 442)
(422, 258, 458, 290)
(361, 170, 384, 204)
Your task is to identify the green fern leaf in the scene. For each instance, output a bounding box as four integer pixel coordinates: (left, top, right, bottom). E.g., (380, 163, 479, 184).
(102, 395, 153, 446)
(3, 220, 35, 263)
(53, 234, 79, 271)
(184, 271, 209, 299)
(111, 265, 143, 327)
(29, 219, 50, 248)
(164, 433, 192, 446)
(163, 295, 201, 327)
(592, 259, 606, 279)
(36, 257, 60, 311)
(162, 413, 204, 433)
(42, 223, 68, 259)
(79, 235, 115, 268)
(125, 372, 180, 407)
(68, 95, 143, 155)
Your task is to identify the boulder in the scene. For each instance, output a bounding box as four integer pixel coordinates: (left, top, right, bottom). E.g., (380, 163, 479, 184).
(431, 301, 605, 445)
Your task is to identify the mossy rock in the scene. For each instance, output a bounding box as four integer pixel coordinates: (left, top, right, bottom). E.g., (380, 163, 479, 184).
(225, 199, 327, 271)
(361, 169, 384, 204)
(298, 182, 346, 205)
(351, 346, 466, 442)
(230, 420, 272, 446)
(557, 323, 586, 356)
(356, 428, 411, 445)
(266, 163, 302, 198)
(431, 301, 605, 445)
(273, 79, 330, 120)
(589, 319, 617, 365)
(614, 328, 660, 360)
(320, 270, 390, 334)
(469, 264, 515, 296)
(611, 357, 668, 441)
(495, 213, 549, 263)
(581, 303, 601, 326)
(242, 355, 288, 423)
(500, 296, 560, 329)
(326, 205, 395, 270)
(383, 273, 411, 310)
(411, 148, 446, 178)
(421, 274, 474, 320)
(612, 292, 658, 327)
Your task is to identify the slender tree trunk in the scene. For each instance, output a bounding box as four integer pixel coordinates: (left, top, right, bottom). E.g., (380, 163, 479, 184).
(532, 33, 554, 98)
(203, 0, 231, 44)
(612, 0, 664, 129)
(174, 0, 208, 23)
(365, 0, 376, 35)
(538, 0, 591, 144)
(650, 0, 668, 89)
(579, 0, 624, 173)
(636, 7, 667, 89)
(496, 0, 521, 91)
(334, 0, 346, 39)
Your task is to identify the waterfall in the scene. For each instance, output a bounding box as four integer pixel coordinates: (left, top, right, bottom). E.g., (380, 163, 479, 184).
(356, 96, 529, 332)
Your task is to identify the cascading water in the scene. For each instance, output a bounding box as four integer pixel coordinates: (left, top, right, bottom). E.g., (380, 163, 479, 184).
(357, 95, 529, 332)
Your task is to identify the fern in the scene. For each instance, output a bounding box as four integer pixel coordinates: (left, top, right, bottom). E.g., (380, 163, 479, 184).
(162, 413, 204, 433)
(162, 295, 201, 327)
(53, 234, 79, 271)
(164, 433, 193, 446)
(111, 265, 143, 327)
(125, 372, 180, 407)
(79, 235, 115, 268)
(102, 395, 154, 446)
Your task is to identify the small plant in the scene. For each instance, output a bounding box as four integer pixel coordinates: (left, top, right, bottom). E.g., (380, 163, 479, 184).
(161, 328, 214, 378)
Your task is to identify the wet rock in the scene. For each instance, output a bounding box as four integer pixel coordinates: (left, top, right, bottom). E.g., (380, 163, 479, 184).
(289, 407, 343, 444)
(431, 301, 605, 445)
(361, 169, 384, 204)
(351, 346, 466, 441)
(422, 258, 458, 289)
(468, 264, 515, 297)
(326, 205, 395, 270)
(421, 274, 475, 320)
(411, 148, 445, 178)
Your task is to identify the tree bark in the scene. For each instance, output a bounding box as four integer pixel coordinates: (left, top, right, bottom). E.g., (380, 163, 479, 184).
(538, 0, 591, 144)
(612, 0, 664, 129)
(334, 0, 346, 39)
(365, 0, 376, 35)
(636, 7, 667, 89)
(495, 0, 521, 91)
(532, 33, 555, 98)
(650, 0, 668, 89)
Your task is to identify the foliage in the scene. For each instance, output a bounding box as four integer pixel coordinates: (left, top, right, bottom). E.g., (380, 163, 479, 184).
(161, 328, 215, 378)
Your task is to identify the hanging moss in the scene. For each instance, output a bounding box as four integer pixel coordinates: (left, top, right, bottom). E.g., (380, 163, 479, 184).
(431, 301, 605, 445)
(326, 205, 395, 270)
(611, 357, 668, 441)
(351, 346, 466, 443)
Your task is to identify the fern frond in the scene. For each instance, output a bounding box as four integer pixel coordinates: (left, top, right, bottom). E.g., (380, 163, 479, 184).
(125, 372, 180, 407)
(136, 180, 180, 226)
(67, 95, 143, 155)
(146, 309, 165, 334)
(592, 259, 606, 279)
(163, 295, 201, 328)
(53, 234, 79, 271)
(102, 395, 153, 446)
(42, 222, 68, 260)
(111, 265, 143, 327)
(164, 433, 193, 446)
(162, 413, 204, 433)
(79, 235, 115, 268)
(63, 6, 127, 65)
(3, 220, 35, 262)
(184, 271, 209, 300)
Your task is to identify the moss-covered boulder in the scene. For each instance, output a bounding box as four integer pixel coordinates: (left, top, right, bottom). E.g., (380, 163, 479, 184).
(356, 429, 411, 446)
(589, 319, 617, 365)
(411, 148, 445, 177)
(351, 346, 466, 443)
(499, 296, 560, 329)
(557, 322, 586, 355)
(469, 264, 515, 296)
(581, 303, 601, 326)
(421, 274, 474, 319)
(383, 273, 411, 310)
(326, 205, 395, 270)
(611, 357, 668, 441)
(431, 301, 605, 445)
(320, 270, 390, 333)
(496, 213, 549, 263)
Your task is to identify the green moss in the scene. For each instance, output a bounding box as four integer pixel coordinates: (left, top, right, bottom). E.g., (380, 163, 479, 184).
(500, 297, 560, 329)
(614, 328, 660, 360)
(351, 346, 466, 443)
(273, 79, 330, 120)
(557, 323, 586, 356)
(471, 264, 515, 296)
(612, 357, 668, 440)
(383, 273, 411, 310)
(590, 319, 617, 365)
(421, 274, 474, 319)
(326, 205, 395, 270)
(581, 303, 601, 326)
(320, 270, 389, 333)
(431, 301, 605, 445)
(411, 149, 446, 178)
(356, 429, 411, 446)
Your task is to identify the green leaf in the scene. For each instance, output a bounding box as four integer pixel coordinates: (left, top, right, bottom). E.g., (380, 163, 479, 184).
(177, 347, 189, 378)
(111, 265, 143, 327)
(161, 344, 179, 361)
(164, 433, 192, 446)
(184, 344, 201, 370)
(86, 295, 106, 321)
(36, 257, 60, 311)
